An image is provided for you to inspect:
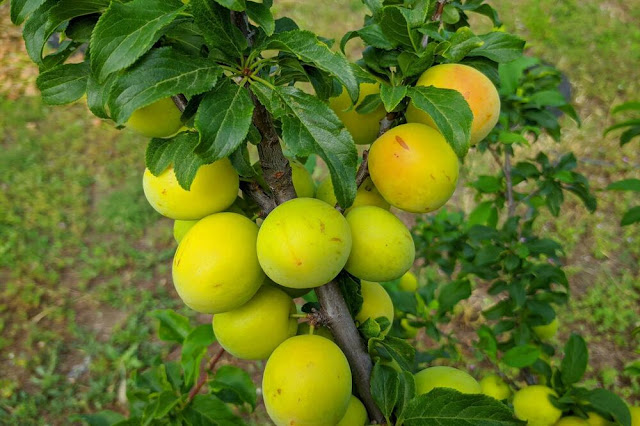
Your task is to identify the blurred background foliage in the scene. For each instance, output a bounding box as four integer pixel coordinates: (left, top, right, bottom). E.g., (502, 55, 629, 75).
(0, 0, 638, 423)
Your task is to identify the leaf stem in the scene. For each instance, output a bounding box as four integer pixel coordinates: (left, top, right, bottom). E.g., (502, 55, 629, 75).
(249, 75, 276, 90)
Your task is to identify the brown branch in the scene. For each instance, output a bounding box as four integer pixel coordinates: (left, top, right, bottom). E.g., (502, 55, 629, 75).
(315, 282, 385, 424)
(171, 94, 188, 112)
(421, 0, 448, 48)
(187, 347, 225, 402)
(239, 180, 276, 217)
(229, 10, 384, 423)
(355, 150, 370, 189)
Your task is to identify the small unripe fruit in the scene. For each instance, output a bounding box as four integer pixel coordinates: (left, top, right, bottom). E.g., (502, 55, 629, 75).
(345, 206, 415, 282)
(263, 335, 352, 426)
(127, 98, 183, 138)
(533, 318, 559, 341)
(356, 281, 394, 331)
(143, 159, 239, 220)
(398, 271, 418, 292)
(173, 220, 198, 243)
(400, 318, 418, 338)
(337, 396, 368, 426)
(291, 161, 316, 198)
(415, 366, 481, 395)
(257, 198, 352, 288)
(405, 64, 501, 145)
(513, 385, 562, 426)
(316, 176, 390, 211)
(212, 286, 297, 360)
(556, 417, 589, 426)
(329, 82, 386, 145)
(172, 213, 264, 314)
(630, 406, 640, 426)
(479, 374, 511, 400)
(368, 123, 459, 213)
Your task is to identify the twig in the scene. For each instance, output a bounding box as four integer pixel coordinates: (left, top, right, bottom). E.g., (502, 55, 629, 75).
(187, 347, 225, 402)
(239, 180, 277, 217)
(421, 0, 448, 48)
(171, 94, 188, 112)
(355, 150, 370, 188)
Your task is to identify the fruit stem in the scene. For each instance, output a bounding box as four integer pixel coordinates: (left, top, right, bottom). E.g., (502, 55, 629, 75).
(186, 347, 226, 404)
(289, 313, 308, 319)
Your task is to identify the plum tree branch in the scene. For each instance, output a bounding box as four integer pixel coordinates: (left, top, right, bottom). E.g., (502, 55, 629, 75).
(421, 0, 448, 48)
(229, 10, 385, 424)
(239, 180, 277, 217)
(186, 347, 225, 403)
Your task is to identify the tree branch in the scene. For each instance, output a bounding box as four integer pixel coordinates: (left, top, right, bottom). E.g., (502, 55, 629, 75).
(171, 94, 188, 112)
(239, 180, 277, 217)
(421, 0, 448, 48)
(229, 11, 384, 423)
(315, 282, 385, 424)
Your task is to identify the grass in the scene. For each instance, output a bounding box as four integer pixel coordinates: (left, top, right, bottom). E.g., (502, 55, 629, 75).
(0, 0, 639, 423)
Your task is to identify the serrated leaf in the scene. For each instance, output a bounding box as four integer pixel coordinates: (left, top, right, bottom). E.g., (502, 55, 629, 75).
(277, 86, 357, 207)
(90, 0, 184, 82)
(621, 206, 640, 226)
(337, 273, 363, 318)
(86, 73, 115, 119)
(263, 30, 359, 103)
(503, 344, 540, 368)
(608, 179, 640, 192)
(396, 370, 416, 423)
(192, 0, 247, 60)
(145, 132, 207, 190)
(230, 144, 257, 177)
(151, 391, 181, 419)
(469, 32, 525, 63)
(150, 309, 192, 343)
(194, 80, 254, 162)
(380, 84, 407, 112)
(11, 0, 46, 25)
(246, 1, 274, 36)
(108, 47, 222, 125)
(437, 279, 471, 315)
(586, 389, 632, 426)
(560, 333, 588, 385)
(213, 0, 245, 11)
(380, 6, 418, 50)
(404, 388, 525, 425)
(358, 24, 397, 49)
(376, 336, 416, 371)
(211, 365, 257, 410)
(370, 363, 399, 420)
(529, 90, 567, 107)
(440, 27, 483, 63)
(36, 62, 90, 105)
(407, 86, 472, 157)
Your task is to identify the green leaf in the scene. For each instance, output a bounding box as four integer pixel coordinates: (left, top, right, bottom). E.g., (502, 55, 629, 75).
(358, 24, 397, 50)
(407, 86, 473, 157)
(619, 126, 640, 145)
(181, 325, 213, 388)
(608, 179, 640, 192)
(529, 90, 567, 107)
(150, 309, 192, 343)
(108, 47, 222, 125)
(145, 132, 207, 190)
(194, 80, 254, 162)
(277, 86, 357, 207)
(498, 56, 539, 96)
(585, 389, 632, 426)
(396, 370, 416, 424)
(612, 101, 640, 114)
(404, 388, 524, 425)
(182, 394, 243, 425)
(230, 143, 257, 177)
(621, 206, 640, 226)
(75, 410, 126, 426)
(151, 391, 182, 419)
(10, 0, 46, 25)
(337, 273, 363, 318)
(246, 1, 275, 36)
(397, 47, 436, 78)
(560, 333, 588, 385)
(380, 6, 418, 50)
(604, 119, 640, 135)
(503, 345, 540, 368)
(440, 27, 483, 63)
(90, 0, 184, 81)
(472, 175, 502, 193)
(437, 279, 471, 315)
(373, 336, 416, 371)
(36, 62, 90, 105)
(192, 0, 247, 59)
(264, 30, 359, 103)
(211, 365, 257, 410)
(469, 32, 525, 63)
(370, 363, 399, 420)
(86, 73, 115, 120)
(213, 0, 245, 11)
(380, 84, 407, 112)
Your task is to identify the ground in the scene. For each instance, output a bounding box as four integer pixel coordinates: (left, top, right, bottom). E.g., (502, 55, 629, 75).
(0, 0, 638, 424)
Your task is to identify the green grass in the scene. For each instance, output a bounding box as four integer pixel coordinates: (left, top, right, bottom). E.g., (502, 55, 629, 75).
(1, 0, 639, 423)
